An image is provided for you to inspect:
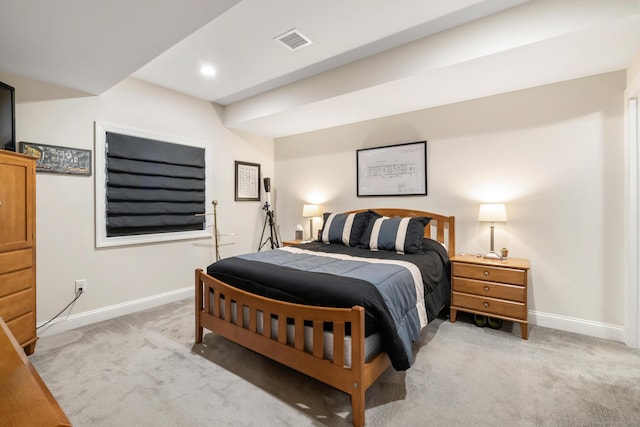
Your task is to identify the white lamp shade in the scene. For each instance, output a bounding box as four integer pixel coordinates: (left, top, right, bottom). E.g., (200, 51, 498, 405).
(478, 203, 507, 222)
(302, 204, 321, 218)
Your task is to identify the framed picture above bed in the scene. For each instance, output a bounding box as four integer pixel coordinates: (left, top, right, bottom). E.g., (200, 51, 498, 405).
(356, 140, 427, 197)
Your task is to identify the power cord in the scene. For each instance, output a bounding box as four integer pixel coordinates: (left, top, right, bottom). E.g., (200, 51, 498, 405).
(36, 290, 83, 330)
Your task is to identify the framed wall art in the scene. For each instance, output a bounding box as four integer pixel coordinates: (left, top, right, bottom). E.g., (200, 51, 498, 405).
(235, 160, 261, 201)
(356, 140, 427, 197)
(19, 141, 92, 176)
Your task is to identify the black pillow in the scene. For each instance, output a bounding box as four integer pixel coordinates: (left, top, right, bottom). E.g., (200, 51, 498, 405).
(320, 210, 380, 246)
(360, 216, 431, 254)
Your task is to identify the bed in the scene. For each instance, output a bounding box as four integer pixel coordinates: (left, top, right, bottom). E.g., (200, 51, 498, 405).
(195, 208, 455, 426)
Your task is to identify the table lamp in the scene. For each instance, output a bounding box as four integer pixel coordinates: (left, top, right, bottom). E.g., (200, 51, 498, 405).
(478, 203, 507, 259)
(302, 204, 321, 240)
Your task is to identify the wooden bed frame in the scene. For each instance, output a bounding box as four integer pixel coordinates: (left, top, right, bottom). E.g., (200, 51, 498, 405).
(195, 209, 455, 426)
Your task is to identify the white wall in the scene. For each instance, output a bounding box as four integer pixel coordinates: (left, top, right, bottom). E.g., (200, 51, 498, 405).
(14, 78, 273, 334)
(624, 52, 640, 347)
(275, 71, 626, 340)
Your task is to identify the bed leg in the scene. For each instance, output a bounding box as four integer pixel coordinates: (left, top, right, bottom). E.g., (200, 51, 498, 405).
(196, 323, 203, 344)
(195, 269, 203, 344)
(350, 306, 366, 426)
(351, 386, 365, 427)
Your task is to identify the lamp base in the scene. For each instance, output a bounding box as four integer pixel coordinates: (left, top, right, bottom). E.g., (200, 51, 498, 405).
(483, 251, 500, 259)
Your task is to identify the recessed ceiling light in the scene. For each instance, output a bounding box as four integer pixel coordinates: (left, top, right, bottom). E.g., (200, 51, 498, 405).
(200, 65, 216, 77)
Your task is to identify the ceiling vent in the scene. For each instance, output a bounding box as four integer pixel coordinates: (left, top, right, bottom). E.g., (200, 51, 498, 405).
(274, 29, 312, 51)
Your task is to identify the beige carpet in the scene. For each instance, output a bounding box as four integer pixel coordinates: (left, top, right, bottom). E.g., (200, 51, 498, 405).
(30, 298, 640, 426)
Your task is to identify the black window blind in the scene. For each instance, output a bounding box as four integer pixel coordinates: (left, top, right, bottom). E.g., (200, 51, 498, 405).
(105, 132, 205, 237)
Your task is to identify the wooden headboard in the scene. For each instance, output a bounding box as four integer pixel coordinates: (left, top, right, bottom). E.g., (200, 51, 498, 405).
(345, 208, 455, 257)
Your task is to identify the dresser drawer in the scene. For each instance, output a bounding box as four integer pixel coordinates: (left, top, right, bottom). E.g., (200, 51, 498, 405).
(452, 291, 526, 320)
(5, 312, 36, 350)
(453, 262, 526, 285)
(452, 277, 525, 302)
(0, 288, 34, 322)
(0, 269, 33, 298)
(0, 249, 33, 275)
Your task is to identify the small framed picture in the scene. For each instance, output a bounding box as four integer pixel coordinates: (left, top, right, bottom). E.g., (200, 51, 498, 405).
(19, 141, 92, 176)
(234, 160, 261, 201)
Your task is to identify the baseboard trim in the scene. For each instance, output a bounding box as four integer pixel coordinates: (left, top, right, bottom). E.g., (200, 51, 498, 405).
(35, 290, 627, 343)
(36, 287, 192, 338)
(529, 310, 625, 343)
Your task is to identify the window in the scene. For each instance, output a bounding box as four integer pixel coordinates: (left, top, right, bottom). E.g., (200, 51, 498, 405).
(95, 122, 210, 247)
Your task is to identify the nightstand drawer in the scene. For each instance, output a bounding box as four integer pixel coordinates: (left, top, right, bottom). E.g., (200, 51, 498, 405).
(453, 262, 526, 285)
(452, 277, 525, 302)
(452, 292, 526, 320)
(282, 240, 307, 247)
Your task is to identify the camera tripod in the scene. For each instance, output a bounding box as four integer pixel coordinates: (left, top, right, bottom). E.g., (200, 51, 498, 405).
(258, 202, 280, 251)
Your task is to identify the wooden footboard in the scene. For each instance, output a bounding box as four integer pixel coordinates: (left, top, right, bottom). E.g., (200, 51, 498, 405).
(195, 268, 390, 426)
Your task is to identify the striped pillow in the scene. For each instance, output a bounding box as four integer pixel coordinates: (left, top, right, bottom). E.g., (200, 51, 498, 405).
(320, 210, 380, 246)
(361, 216, 431, 254)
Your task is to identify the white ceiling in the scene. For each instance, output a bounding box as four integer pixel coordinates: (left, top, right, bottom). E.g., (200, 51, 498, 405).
(1, 0, 640, 138)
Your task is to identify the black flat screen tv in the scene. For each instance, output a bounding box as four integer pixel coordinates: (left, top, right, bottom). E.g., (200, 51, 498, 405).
(0, 81, 16, 152)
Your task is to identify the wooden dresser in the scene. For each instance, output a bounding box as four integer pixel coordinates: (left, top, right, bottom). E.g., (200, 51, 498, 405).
(0, 317, 71, 426)
(449, 254, 530, 339)
(0, 150, 37, 354)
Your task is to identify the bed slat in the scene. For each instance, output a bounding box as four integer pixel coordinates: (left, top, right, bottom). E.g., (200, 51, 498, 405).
(238, 303, 245, 327)
(313, 321, 323, 358)
(294, 320, 304, 350)
(224, 297, 232, 323)
(249, 307, 257, 332)
(263, 311, 272, 338)
(437, 222, 445, 244)
(278, 316, 287, 344)
(333, 322, 345, 366)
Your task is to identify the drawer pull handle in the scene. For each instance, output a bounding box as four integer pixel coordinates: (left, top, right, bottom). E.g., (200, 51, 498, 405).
(483, 302, 489, 308)
(0, 200, 2, 207)
(484, 286, 490, 292)
(483, 271, 489, 277)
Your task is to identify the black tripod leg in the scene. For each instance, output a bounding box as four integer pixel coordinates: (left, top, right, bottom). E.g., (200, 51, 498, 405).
(258, 213, 270, 251)
(268, 211, 276, 249)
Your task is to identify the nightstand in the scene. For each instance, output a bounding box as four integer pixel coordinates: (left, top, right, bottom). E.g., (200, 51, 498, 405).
(281, 239, 308, 247)
(449, 255, 531, 339)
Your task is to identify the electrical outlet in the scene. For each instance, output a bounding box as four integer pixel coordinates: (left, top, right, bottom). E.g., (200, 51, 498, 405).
(75, 279, 86, 294)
